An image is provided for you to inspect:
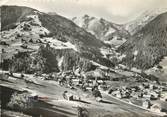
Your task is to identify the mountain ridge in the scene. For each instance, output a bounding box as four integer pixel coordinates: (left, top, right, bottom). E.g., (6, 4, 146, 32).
(118, 12, 167, 70)
(124, 8, 167, 35)
(72, 14, 130, 47)
(0, 5, 114, 74)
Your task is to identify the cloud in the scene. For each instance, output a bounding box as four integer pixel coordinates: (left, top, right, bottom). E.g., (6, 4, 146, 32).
(2, 0, 167, 23)
(0, 0, 9, 6)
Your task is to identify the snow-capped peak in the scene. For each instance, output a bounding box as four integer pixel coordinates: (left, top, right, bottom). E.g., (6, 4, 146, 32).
(72, 14, 129, 47)
(125, 8, 167, 35)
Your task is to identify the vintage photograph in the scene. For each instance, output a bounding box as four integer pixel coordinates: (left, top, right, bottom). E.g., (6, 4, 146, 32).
(0, 0, 167, 117)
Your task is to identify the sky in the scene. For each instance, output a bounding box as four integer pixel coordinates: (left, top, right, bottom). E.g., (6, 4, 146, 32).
(1, 0, 167, 24)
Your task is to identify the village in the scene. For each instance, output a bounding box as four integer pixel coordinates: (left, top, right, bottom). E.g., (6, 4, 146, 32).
(1, 67, 167, 115)
(43, 70, 167, 112)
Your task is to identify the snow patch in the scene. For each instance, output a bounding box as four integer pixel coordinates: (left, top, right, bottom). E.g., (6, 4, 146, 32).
(133, 50, 138, 56)
(87, 18, 99, 28)
(100, 48, 111, 58)
(58, 56, 64, 67)
(105, 27, 115, 36)
(27, 15, 42, 26)
(65, 42, 78, 51)
(133, 50, 138, 61)
(26, 14, 50, 35)
(43, 38, 78, 51)
(104, 37, 126, 47)
(1, 14, 50, 40)
(131, 67, 142, 73)
(72, 16, 85, 27)
(118, 54, 126, 61)
(34, 10, 43, 15)
(91, 61, 108, 70)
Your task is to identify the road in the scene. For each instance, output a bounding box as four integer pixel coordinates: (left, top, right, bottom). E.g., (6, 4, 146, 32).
(101, 91, 167, 116)
(0, 74, 165, 117)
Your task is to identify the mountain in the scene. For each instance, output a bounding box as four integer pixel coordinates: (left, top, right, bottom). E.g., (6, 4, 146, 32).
(1, 6, 103, 48)
(125, 8, 167, 35)
(0, 5, 114, 74)
(47, 12, 57, 15)
(118, 12, 167, 70)
(145, 56, 167, 81)
(72, 15, 130, 47)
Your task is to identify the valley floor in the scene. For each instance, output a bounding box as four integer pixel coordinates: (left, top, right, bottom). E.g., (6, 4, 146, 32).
(0, 71, 166, 117)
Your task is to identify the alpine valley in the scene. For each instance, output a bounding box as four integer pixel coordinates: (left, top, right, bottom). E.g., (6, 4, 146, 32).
(0, 5, 167, 117)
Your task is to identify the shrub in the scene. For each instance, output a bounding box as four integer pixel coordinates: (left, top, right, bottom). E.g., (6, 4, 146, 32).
(7, 92, 33, 111)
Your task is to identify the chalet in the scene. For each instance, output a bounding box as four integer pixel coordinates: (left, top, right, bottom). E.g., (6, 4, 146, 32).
(72, 79, 80, 85)
(142, 100, 151, 109)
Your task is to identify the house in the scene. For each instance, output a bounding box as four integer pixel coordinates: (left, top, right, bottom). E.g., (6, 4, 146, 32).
(150, 91, 159, 100)
(72, 79, 80, 85)
(112, 90, 122, 98)
(86, 87, 93, 91)
(143, 94, 151, 100)
(63, 91, 73, 101)
(142, 100, 151, 109)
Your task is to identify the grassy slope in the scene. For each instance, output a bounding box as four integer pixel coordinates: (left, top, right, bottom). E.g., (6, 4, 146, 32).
(1, 5, 114, 68)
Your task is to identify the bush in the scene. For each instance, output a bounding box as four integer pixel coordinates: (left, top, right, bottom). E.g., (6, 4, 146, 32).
(7, 92, 33, 111)
(92, 89, 102, 98)
(77, 107, 89, 117)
